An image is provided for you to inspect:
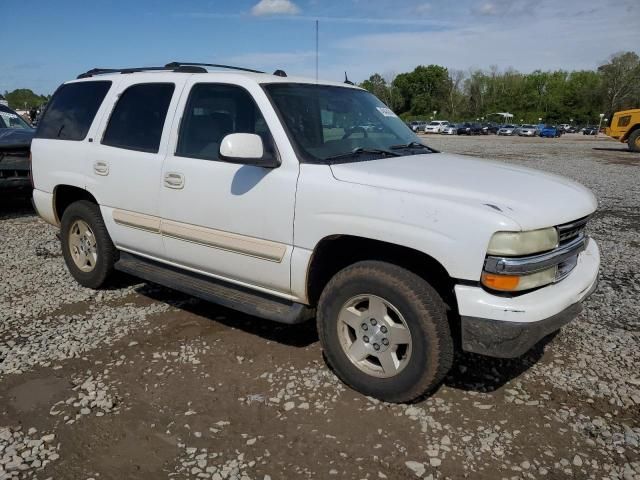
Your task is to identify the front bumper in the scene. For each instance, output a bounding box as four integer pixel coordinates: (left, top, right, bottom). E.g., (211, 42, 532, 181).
(0, 154, 30, 191)
(455, 238, 600, 358)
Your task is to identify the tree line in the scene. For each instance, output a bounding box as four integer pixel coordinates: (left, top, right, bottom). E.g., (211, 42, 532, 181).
(2, 89, 50, 111)
(360, 51, 640, 125)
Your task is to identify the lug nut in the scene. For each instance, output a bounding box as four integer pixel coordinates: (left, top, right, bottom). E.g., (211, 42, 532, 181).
(373, 343, 380, 351)
(370, 318, 377, 326)
(380, 326, 388, 334)
(363, 336, 369, 343)
(382, 338, 389, 346)
(361, 323, 368, 331)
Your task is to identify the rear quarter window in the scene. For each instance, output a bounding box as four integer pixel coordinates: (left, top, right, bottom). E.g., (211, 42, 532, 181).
(35, 81, 112, 141)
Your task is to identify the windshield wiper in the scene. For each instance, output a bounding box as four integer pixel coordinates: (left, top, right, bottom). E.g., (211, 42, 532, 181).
(324, 147, 400, 163)
(390, 141, 437, 152)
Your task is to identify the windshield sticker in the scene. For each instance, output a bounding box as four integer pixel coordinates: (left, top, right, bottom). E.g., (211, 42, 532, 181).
(376, 107, 397, 118)
(0, 112, 19, 120)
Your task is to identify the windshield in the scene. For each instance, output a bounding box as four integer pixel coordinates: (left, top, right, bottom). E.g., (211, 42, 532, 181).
(264, 83, 425, 163)
(0, 107, 32, 130)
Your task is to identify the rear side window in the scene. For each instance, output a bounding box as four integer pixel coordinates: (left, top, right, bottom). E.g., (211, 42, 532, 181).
(35, 81, 111, 141)
(618, 115, 631, 128)
(102, 83, 175, 153)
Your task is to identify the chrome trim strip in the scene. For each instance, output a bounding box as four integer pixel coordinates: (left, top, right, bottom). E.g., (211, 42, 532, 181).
(484, 235, 587, 275)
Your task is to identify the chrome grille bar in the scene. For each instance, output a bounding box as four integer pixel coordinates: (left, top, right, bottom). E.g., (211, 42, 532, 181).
(484, 235, 587, 275)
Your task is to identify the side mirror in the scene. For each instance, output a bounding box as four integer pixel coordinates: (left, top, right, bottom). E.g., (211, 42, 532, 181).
(219, 133, 280, 168)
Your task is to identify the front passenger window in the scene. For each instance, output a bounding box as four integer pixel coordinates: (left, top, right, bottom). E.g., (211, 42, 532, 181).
(177, 84, 273, 161)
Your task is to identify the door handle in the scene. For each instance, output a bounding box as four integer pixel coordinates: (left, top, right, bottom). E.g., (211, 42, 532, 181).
(164, 172, 185, 189)
(93, 161, 109, 176)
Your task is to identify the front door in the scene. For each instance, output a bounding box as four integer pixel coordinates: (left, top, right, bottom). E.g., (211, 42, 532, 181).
(158, 80, 298, 295)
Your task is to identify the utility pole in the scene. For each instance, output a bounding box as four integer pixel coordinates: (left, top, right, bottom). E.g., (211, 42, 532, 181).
(315, 20, 319, 82)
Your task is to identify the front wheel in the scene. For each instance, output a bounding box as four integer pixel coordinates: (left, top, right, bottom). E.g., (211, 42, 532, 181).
(317, 261, 454, 403)
(628, 130, 640, 152)
(60, 200, 118, 289)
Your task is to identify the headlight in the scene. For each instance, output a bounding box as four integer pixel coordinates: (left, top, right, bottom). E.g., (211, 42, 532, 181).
(487, 227, 558, 256)
(481, 266, 557, 292)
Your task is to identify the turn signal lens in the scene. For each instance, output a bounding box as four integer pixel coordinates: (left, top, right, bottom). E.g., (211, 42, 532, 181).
(482, 266, 557, 292)
(481, 273, 520, 291)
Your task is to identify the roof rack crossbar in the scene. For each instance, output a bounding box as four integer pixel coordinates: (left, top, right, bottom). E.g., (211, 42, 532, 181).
(164, 62, 264, 74)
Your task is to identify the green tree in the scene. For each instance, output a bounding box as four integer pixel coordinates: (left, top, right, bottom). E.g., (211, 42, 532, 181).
(598, 51, 640, 116)
(4, 89, 48, 110)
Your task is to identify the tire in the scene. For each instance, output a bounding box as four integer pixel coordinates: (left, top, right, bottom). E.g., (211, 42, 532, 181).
(60, 200, 118, 289)
(628, 130, 640, 152)
(317, 261, 454, 403)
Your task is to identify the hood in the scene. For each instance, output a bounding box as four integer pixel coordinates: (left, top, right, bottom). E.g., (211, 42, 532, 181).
(329, 153, 597, 230)
(0, 128, 35, 149)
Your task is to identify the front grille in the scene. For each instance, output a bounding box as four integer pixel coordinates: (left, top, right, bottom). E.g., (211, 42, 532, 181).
(557, 216, 589, 245)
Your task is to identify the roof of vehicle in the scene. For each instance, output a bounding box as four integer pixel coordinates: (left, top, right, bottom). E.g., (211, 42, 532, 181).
(67, 64, 363, 90)
(612, 109, 640, 115)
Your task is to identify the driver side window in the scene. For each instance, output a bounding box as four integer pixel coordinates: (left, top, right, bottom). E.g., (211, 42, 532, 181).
(176, 84, 274, 162)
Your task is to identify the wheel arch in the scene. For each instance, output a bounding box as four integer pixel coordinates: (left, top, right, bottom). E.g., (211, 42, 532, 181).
(53, 184, 99, 224)
(622, 123, 640, 142)
(305, 234, 456, 308)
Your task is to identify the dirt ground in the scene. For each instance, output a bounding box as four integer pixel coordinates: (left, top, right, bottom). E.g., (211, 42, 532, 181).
(1, 134, 638, 480)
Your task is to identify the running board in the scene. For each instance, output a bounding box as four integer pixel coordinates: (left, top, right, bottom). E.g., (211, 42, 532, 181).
(115, 252, 313, 324)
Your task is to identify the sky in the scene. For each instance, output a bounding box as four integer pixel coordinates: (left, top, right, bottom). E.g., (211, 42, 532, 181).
(2, 0, 638, 95)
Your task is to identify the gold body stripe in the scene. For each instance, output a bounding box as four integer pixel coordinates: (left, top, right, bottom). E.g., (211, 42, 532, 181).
(113, 209, 286, 263)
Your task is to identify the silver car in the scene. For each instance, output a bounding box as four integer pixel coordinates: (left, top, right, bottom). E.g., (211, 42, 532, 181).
(497, 124, 517, 136)
(518, 125, 538, 137)
(440, 123, 457, 135)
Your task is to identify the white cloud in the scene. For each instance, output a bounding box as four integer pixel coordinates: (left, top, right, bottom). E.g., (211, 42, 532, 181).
(251, 0, 300, 16)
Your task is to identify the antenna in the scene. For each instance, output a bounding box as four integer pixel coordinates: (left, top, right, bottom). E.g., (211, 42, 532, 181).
(344, 72, 354, 85)
(315, 20, 319, 82)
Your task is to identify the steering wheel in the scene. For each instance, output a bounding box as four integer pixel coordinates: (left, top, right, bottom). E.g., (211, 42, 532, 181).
(342, 126, 368, 140)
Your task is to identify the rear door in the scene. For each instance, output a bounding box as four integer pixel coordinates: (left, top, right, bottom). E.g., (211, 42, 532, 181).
(87, 76, 186, 259)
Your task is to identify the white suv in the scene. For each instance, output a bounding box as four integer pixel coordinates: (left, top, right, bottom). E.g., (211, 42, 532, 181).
(424, 120, 449, 134)
(31, 63, 600, 402)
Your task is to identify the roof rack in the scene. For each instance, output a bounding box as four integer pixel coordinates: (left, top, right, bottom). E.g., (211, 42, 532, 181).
(165, 62, 265, 74)
(77, 62, 264, 79)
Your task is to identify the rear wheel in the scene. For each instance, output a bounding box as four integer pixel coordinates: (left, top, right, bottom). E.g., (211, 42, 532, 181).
(628, 130, 640, 152)
(60, 200, 118, 289)
(317, 261, 453, 403)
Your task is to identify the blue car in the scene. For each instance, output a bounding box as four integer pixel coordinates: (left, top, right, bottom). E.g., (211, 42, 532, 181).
(539, 125, 562, 138)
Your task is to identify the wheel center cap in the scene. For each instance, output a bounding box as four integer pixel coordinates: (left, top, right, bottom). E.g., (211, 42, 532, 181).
(360, 321, 390, 352)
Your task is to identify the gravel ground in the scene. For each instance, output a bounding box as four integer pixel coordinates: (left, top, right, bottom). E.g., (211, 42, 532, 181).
(1, 134, 638, 479)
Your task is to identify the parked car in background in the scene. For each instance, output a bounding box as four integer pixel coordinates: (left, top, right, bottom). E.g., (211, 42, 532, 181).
(605, 109, 640, 152)
(559, 124, 571, 132)
(518, 125, 538, 137)
(424, 120, 449, 134)
(0, 104, 35, 192)
(483, 123, 500, 134)
(456, 122, 483, 135)
(497, 124, 518, 136)
(441, 123, 458, 135)
(540, 125, 562, 138)
(409, 120, 427, 133)
(583, 126, 598, 135)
